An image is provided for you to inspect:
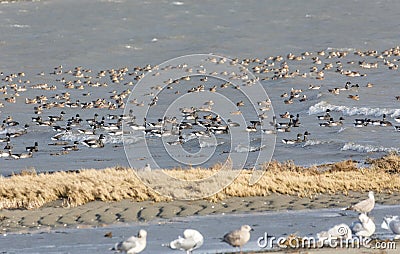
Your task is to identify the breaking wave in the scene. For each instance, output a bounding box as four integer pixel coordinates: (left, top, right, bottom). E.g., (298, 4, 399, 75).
(309, 101, 400, 118)
(341, 142, 400, 153)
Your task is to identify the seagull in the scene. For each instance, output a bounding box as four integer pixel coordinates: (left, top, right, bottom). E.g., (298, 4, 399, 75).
(222, 225, 253, 254)
(350, 213, 376, 237)
(381, 215, 400, 239)
(110, 229, 147, 254)
(168, 229, 204, 254)
(344, 191, 375, 214)
(137, 163, 151, 172)
(317, 223, 352, 244)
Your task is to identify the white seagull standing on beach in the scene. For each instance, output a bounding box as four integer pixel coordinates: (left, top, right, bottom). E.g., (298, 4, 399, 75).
(344, 191, 375, 214)
(317, 223, 352, 244)
(110, 229, 147, 254)
(350, 213, 376, 237)
(168, 229, 204, 254)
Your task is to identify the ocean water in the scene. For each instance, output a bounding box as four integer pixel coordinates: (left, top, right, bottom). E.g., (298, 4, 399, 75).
(0, 0, 400, 175)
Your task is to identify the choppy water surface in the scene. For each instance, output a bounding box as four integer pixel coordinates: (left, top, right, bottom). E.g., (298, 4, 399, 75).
(0, 0, 400, 175)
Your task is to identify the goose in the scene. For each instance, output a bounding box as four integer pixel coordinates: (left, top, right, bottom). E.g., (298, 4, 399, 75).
(77, 127, 96, 135)
(18, 151, 33, 159)
(0, 134, 10, 143)
(103, 120, 122, 131)
(277, 116, 293, 128)
(227, 119, 240, 127)
(9, 151, 23, 159)
(167, 136, 184, 146)
(67, 114, 83, 126)
(328, 117, 344, 127)
(63, 141, 79, 151)
(4, 119, 19, 126)
(380, 114, 392, 127)
(308, 84, 321, 90)
(282, 133, 302, 144)
(292, 114, 301, 127)
(25, 142, 38, 152)
(0, 150, 10, 158)
(110, 229, 147, 254)
(350, 213, 376, 237)
(276, 125, 291, 133)
(222, 225, 253, 254)
(317, 109, 331, 120)
(129, 118, 146, 131)
(168, 229, 204, 254)
(85, 113, 99, 125)
(211, 126, 229, 134)
(109, 129, 123, 136)
(4, 141, 13, 150)
(303, 131, 310, 142)
(280, 112, 290, 119)
(48, 111, 65, 121)
(381, 216, 400, 239)
(299, 94, 307, 102)
(348, 94, 360, 101)
(37, 118, 55, 126)
(82, 134, 105, 148)
(328, 88, 340, 95)
(246, 125, 257, 132)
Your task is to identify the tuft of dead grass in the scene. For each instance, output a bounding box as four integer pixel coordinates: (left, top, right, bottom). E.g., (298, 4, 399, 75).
(1, 155, 400, 210)
(367, 152, 400, 173)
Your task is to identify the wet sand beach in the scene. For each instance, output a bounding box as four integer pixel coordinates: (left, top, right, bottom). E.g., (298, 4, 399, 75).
(1, 191, 400, 233)
(1, 201, 399, 253)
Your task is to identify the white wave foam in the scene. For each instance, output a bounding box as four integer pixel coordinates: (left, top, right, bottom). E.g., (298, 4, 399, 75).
(309, 101, 400, 118)
(326, 47, 356, 51)
(60, 132, 143, 144)
(302, 139, 331, 147)
(341, 142, 400, 153)
(234, 144, 265, 153)
(199, 137, 224, 148)
(10, 24, 30, 28)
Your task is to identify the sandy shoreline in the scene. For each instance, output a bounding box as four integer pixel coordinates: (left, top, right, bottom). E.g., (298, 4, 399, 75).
(2, 201, 399, 254)
(2, 191, 400, 234)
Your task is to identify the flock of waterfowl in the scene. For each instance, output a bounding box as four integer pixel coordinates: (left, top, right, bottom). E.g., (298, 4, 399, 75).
(108, 192, 399, 253)
(0, 46, 399, 169)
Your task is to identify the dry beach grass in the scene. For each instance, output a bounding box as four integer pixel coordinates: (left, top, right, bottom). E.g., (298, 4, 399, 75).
(1, 153, 400, 210)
